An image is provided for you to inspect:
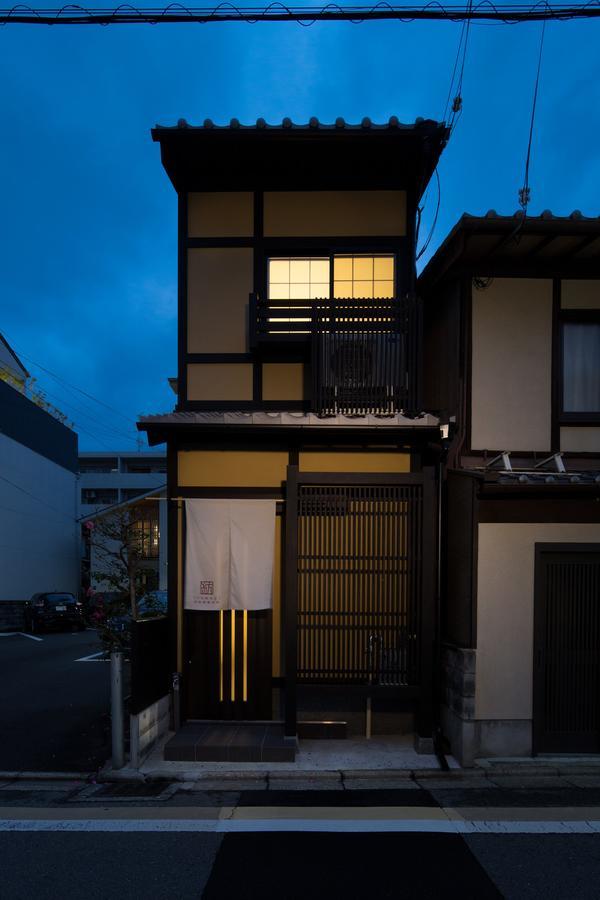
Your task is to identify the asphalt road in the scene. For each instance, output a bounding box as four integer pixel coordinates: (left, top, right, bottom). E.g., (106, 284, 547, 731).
(3, 780, 600, 899)
(0, 630, 111, 772)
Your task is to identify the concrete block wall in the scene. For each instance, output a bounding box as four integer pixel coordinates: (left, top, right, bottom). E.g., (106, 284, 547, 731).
(0, 601, 26, 632)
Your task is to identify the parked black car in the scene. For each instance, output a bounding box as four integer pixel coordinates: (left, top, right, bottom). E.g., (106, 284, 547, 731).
(24, 592, 85, 633)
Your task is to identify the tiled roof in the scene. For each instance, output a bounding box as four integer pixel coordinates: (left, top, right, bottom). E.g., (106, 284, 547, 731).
(139, 410, 440, 428)
(154, 116, 443, 132)
(420, 210, 600, 287)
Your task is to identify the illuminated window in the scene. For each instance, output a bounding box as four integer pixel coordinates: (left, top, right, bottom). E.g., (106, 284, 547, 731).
(268, 256, 395, 301)
(268, 258, 330, 301)
(334, 256, 394, 299)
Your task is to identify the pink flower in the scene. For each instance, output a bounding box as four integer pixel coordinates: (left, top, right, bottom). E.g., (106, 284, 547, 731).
(84, 520, 95, 531)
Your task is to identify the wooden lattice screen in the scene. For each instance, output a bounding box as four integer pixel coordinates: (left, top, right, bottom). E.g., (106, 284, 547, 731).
(296, 481, 423, 685)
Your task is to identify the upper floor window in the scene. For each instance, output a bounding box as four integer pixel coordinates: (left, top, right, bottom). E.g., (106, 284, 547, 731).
(562, 316, 600, 417)
(267, 255, 395, 301)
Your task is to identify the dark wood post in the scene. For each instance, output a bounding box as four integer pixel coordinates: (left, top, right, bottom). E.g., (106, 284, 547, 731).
(284, 464, 299, 738)
(417, 465, 437, 748)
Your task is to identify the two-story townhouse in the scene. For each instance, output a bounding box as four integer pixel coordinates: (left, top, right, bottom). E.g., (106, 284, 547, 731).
(420, 211, 600, 765)
(139, 118, 448, 762)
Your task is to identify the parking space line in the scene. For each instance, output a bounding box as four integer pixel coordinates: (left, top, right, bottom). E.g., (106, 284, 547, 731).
(75, 651, 106, 662)
(0, 632, 43, 642)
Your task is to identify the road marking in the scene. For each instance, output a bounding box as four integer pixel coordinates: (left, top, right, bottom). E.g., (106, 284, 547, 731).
(0, 632, 43, 642)
(0, 807, 600, 834)
(75, 651, 106, 662)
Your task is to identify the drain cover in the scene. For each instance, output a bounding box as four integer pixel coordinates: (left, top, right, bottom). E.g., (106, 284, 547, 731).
(93, 782, 168, 798)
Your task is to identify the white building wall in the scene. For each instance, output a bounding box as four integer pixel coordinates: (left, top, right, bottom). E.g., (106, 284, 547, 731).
(0, 431, 79, 601)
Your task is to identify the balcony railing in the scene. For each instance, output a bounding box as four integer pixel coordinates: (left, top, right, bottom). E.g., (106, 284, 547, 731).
(249, 293, 420, 416)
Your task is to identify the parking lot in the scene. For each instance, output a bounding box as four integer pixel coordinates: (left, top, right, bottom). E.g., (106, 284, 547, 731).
(0, 629, 112, 773)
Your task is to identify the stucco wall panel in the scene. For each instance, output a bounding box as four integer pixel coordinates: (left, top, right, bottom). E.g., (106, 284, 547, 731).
(187, 248, 253, 353)
(188, 192, 253, 237)
(187, 363, 253, 402)
(264, 190, 406, 237)
(476, 522, 600, 721)
(560, 427, 600, 453)
(561, 279, 600, 309)
(471, 278, 552, 452)
(298, 451, 410, 473)
(262, 363, 304, 401)
(178, 451, 288, 488)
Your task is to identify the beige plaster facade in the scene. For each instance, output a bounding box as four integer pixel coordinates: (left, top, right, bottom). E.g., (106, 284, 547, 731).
(471, 278, 553, 452)
(476, 522, 600, 722)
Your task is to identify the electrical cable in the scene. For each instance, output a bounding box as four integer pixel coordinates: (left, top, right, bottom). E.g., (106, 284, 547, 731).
(1, 3, 599, 26)
(416, 168, 441, 261)
(0, 472, 79, 522)
(519, 16, 547, 213)
(0, 331, 138, 427)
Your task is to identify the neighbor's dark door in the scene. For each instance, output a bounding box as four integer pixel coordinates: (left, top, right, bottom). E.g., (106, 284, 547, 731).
(184, 609, 272, 720)
(533, 544, 600, 754)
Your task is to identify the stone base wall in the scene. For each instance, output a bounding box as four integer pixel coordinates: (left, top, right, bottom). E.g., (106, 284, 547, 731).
(0, 601, 26, 632)
(441, 642, 533, 765)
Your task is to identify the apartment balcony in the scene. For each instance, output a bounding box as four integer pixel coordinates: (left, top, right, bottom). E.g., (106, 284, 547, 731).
(249, 293, 421, 415)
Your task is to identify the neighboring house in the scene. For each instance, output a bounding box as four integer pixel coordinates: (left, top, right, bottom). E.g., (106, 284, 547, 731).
(78, 452, 167, 597)
(420, 212, 600, 764)
(0, 335, 79, 629)
(139, 117, 449, 761)
(83, 486, 167, 602)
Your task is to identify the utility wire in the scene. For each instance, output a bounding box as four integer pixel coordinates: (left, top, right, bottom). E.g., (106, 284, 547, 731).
(1, 3, 599, 26)
(0, 472, 79, 523)
(0, 331, 138, 427)
(416, 168, 441, 261)
(519, 17, 547, 213)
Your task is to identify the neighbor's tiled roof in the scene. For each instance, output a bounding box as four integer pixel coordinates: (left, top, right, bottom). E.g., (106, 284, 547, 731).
(420, 210, 600, 287)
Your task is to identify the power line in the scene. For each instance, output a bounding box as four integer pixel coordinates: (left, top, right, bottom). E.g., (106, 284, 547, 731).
(0, 331, 137, 427)
(0, 3, 599, 26)
(0, 472, 78, 523)
(518, 17, 547, 213)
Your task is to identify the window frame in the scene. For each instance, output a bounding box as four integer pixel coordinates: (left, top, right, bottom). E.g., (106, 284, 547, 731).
(262, 245, 402, 304)
(558, 308, 600, 426)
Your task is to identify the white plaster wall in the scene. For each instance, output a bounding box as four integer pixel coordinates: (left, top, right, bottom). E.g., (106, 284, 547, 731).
(476, 523, 600, 721)
(0, 432, 79, 601)
(471, 278, 553, 451)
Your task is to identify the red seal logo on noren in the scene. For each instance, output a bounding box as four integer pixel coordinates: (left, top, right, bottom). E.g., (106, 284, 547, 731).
(200, 581, 214, 596)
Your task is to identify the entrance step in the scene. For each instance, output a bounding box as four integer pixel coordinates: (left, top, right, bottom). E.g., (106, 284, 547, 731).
(164, 721, 296, 763)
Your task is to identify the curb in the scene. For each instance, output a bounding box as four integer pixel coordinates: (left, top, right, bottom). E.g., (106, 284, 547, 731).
(0, 771, 94, 782)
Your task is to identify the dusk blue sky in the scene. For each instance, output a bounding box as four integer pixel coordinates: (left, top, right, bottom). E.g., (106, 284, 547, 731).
(1, 11, 598, 450)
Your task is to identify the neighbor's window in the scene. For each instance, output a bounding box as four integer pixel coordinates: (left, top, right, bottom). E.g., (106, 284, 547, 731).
(267, 255, 395, 301)
(562, 320, 600, 414)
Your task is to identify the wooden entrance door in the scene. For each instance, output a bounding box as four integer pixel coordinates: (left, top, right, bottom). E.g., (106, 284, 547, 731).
(184, 609, 272, 720)
(533, 544, 600, 753)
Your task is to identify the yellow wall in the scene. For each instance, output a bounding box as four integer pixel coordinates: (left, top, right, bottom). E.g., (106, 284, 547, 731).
(262, 363, 304, 401)
(299, 451, 410, 473)
(264, 190, 406, 237)
(560, 427, 600, 453)
(178, 450, 289, 488)
(187, 363, 253, 402)
(471, 278, 553, 451)
(561, 279, 600, 309)
(476, 523, 600, 721)
(187, 248, 253, 353)
(188, 192, 254, 237)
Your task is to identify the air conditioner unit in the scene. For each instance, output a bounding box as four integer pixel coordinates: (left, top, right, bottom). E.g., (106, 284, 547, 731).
(317, 333, 402, 417)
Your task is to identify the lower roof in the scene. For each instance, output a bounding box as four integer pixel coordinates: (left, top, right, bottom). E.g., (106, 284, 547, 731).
(138, 410, 440, 445)
(419, 211, 600, 287)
